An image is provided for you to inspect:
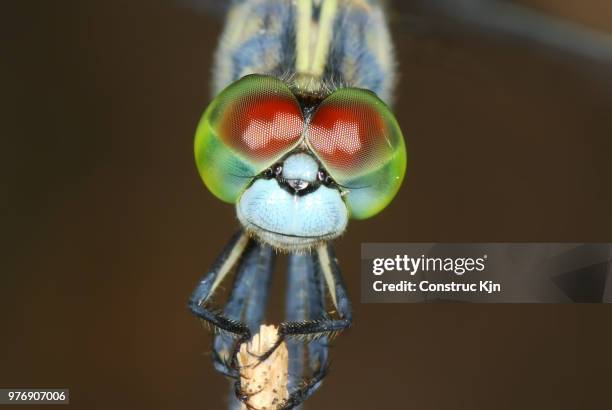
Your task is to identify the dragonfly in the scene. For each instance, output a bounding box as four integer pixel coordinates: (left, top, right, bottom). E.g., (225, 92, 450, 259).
(186, 0, 612, 408)
(188, 0, 406, 408)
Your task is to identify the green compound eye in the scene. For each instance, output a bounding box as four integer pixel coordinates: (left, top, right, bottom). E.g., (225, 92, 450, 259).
(306, 88, 407, 219)
(194, 75, 305, 203)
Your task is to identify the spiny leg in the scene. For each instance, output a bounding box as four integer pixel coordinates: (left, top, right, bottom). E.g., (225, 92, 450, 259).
(276, 243, 352, 409)
(279, 369, 328, 410)
(285, 254, 308, 394)
(256, 243, 352, 365)
(219, 241, 275, 409)
(285, 253, 328, 386)
(189, 231, 275, 376)
(214, 238, 275, 368)
(281, 243, 352, 341)
(189, 231, 249, 327)
(282, 251, 330, 409)
(304, 250, 329, 383)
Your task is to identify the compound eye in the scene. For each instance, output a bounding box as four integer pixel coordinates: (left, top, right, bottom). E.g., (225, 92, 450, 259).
(308, 93, 386, 173)
(216, 80, 304, 162)
(307, 88, 407, 219)
(195, 75, 305, 203)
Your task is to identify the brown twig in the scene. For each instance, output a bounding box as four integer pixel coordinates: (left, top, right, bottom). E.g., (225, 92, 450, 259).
(236, 325, 289, 410)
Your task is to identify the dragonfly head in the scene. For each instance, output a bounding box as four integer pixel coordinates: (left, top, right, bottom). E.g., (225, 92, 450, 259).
(194, 75, 407, 251)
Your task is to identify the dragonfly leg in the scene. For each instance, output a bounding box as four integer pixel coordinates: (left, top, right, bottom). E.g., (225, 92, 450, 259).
(252, 243, 352, 404)
(218, 240, 275, 409)
(256, 243, 353, 361)
(280, 251, 333, 409)
(280, 243, 352, 342)
(189, 231, 275, 377)
(279, 368, 328, 410)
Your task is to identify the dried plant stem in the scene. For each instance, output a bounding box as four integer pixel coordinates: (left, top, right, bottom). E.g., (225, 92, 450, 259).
(237, 325, 289, 410)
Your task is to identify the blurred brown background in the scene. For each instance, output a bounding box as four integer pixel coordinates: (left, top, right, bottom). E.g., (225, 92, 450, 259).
(2, 1, 612, 409)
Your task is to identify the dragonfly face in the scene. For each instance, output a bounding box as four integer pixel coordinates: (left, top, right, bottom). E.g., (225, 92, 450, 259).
(237, 151, 349, 250)
(194, 74, 407, 251)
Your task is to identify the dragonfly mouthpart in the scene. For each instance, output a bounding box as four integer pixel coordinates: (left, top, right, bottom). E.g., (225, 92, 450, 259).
(285, 179, 310, 192)
(236, 152, 348, 251)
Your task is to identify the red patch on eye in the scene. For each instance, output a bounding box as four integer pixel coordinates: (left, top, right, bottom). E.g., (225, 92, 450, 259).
(308, 102, 387, 171)
(220, 96, 304, 161)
